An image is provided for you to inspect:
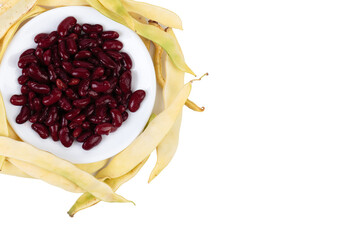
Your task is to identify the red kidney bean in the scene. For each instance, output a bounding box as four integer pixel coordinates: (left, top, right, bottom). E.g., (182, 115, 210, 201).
(35, 48, 44, 63)
(95, 95, 115, 106)
(91, 81, 110, 93)
(29, 113, 39, 123)
(78, 39, 98, 50)
(84, 104, 95, 116)
(58, 41, 70, 60)
(68, 78, 80, 86)
(88, 115, 103, 124)
(61, 61, 73, 73)
(21, 85, 30, 95)
(38, 31, 58, 48)
(122, 111, 128, 121)
(73, 127, 83, 138)
(105, 50, 123, 62)
(67, 33, 78, 40)
(22, 67, 30, 77)
(16, 106, 30, 124)
(77, 130, 92, 142)
(58, 97, 72, 111)
(89, 32, 98, 39)
(60, 116, 68, 127)
(28, 91, 35, 102)
(69, 121, 80, 130)
(74, 50, 92, 59)
(56, 79, 67, 90)
(20, 48, 35, 58)
(73, 60, 94, 69)
(73, 97, 91, 108)
(82, 24, 103, 33)
(73, 24, 82, 35)
(55, 68, 70, 82)
(89, 47, 101, 54)
(45, 106, 59, 126)
(121, 53, 132, 69)
(42, 88, 62, 106)
(32, 98, 42, 112)
(49, 123, 60, 141)
(28, 64, 49, 82)
(102, 40, 123, 51)
(10, 95, 27, 106)
(59, 127, 74, 147)
(18, 75, 28, 85)
(96, 51, 117, 69)
(51, 45, 61, 67)
(119, 70, 132, 93)
(18, 55, 38, 68)
(110, 108, 123, 127)
(91, 66, 105, 80)
(34, 33, 48, 43)
(58, 16, 77, 37)
(128, 90, 146, 112)
(78, 79, 90, 97)
(32, 123, 49, 139)
(48, 65, 57, 81)
(81, 121, 90, 129)
(87, 57, 100, 66)
(95, 123, 113, 135)
(95, 105, 108, 119)
(64, 108, 81, 120)
(72, 114, 86, 124)
(118, 105, 126, 113)
(38, 107, 49, 123)
(101, 31, 119, 40)
(82, 134, 102, 150)
(27, 81, 50, 94)
(104, 77, 118, 95)
(43, 49, 52, 66)
(65, 88, 79, 100)
(71, 68, 90, 79)
(88, 90, 99, 98)
(65, 38, 78, 55)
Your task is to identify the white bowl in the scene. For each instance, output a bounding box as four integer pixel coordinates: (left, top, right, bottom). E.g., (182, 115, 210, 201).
(0, 6, 156, 164)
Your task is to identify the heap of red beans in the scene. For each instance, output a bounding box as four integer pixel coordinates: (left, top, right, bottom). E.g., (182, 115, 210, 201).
(10, 16, 146, 150)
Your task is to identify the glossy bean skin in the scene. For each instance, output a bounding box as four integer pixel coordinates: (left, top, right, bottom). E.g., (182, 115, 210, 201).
(97, 51, 117, 69)
(102, 40, 123, 51)
(32, 123, 49, 139)
(61, 61, 73, 73)
(66, 38, 78, 55)
(28, 64, 49, 82)
(29, 113, 39, 123)
(18, 55, 38, 68)
(128, 90, 146, 112)
(43, 49, 52, 66)
(82, 121, 91, 129)
(82, 24, 103, 33)
(31, 98, 42, 112)
(65, 88, 79, 100)
(59, 127, 74, 147)
(10, 95, 27, 106)
(72, 114, 86, 124)
(78, 79, 90, 97)
(106, 50, 123, 62)
(122, 111, 128, 121)
(71, 68, 90, 79)
(78, 39, 98, 50)
(48, 65, 57, 81)
(51, 45, 61, 67)
(58, 16, 77, 37)
(77, 130, 92, 142)
(68, 78, 80, 86)
(119, 70, 132, 93)
(90, 66, 105, 80)
(55, 68, 70, 82)
(34, 33, 48, 43)
(65, 108, 81, 120)
(73, 98, 91, 108)
(38, 31, 58, 49)
(56, 79, 67, 90)
(82, 134, 102, 150)
(84, 104, 95, 116)
(58, 41, 70, 61)
(38, 107, 49, 123)
(16, 106, 31, 124)
(74, 50, 92, 60)
(60, 116, 68, 127)
(18, 75, 28, 85)
(27, 81, 51, 94)
(58, 97, 72, 111)
(73, 24, 82, 34)
(101, 31, 119, 39)
(49, 123, 60, 141)
(42, 88, 62, 106)
(73, 127, 83, 138)
(69, 121, 80, 130)
(95, 95, 115, 106)
(91, 81, 110, 92)
(45, 106, 59, 126)
(110, 109, 123, 127)
(121, 52, 132, 69)
(35, 48, 44, 63)
(21, 85, 30, 95)
(73, 60, 94, 69)
(95, 123, 113, 135)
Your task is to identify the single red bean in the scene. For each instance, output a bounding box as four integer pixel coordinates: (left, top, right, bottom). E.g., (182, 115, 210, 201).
(72, 114, 86, 124)
(89, 32, 98, 39)
(91, 81, 110, 93)
(21, 85, 30, 95)
(65, 108, 81, 120)
(78, 39, 98, 50)
(10, 95, 27, 106)
(74, 50, 92, 59)
(59, 127, 74, 147)
(68, 78, 80, 86)
(71, 68, 90, 79)
(38, 31, 58, 48)
(61, 116, 68, 127)
(128, 90, 146, 112)
(106, 50, 123, 62)
(78, 79, 90, 96)
(43, 49, 52, 66)
(20, 48, 35, 58)
(101, 31, 119, 39)
(18, 55, 38, 68)
(32, 123, 49, 139)
(67, 33, 78, 40)
(95, 123, 113, 135)
(48, 65, 57, 81)
(58, 41, 70, 60)
(121, 53, 132, 69)
(61, 61, 73, 73)
(65, 38, 78, 55)
(56, 79, 67, 90)
(18, 75, 28, 85)
(91, 66, 105, 80)
(16, 106, 30, 124)
(22, 67, 30, 77)
(29, 113, 39, 123)
(49, 123, 60, 141)
(102, 40, 123, 51)
(58, 97, 72, 111)
(65, 88, 79, 100)
(96, 51, 117, 69)
(118, 105, 126, 113)
(45, 106, 59, 126)
(82, 24, 103, 33)
(82, 134, 102, 150)
(81, 121, 90, 129)
(42, 88, 62, 106)
(73, 97, 91, 108)
(88, 90, 99, 98)
(34, 33, 48, 43)
(110, 109, 123, 127)
(27, 81, 51, 94)
(95, 95, 115, 106)
(35, 48, 44, 63)
(58, 16, 77, 37)
(69, 121, 80, 130)
(84, 104, 95, 116)
(32, 98, 42, 112)
(28, 64, 49, 82)
(77, 130, 92, 142)
(73, 127, 83, 138)
(119, 70, 132, 93)
(122, 111, 128, 121)
(73, 24, 82, 35)
(73, 60, 94, 69)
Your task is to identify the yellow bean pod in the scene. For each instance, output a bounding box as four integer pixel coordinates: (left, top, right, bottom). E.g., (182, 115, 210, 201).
(0, 137, 131, 203)
(97, 81, 193, 179)
(74, 158, 109, 174)
(97, 0, 134, 30)
(122, 0, 183, 30)
(0, 92, 8, 170)
(7, 123, 20, 140)
(37, 0, 89, 7)
(0, 160, 31, 178)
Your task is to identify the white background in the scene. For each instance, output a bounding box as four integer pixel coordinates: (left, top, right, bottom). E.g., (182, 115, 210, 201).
(1, 0, 360, 239)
